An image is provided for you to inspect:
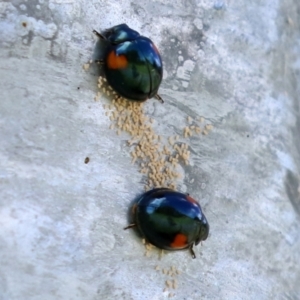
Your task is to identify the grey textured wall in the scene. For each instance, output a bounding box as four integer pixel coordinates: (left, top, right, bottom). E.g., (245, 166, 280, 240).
(0, 0, 300, 299)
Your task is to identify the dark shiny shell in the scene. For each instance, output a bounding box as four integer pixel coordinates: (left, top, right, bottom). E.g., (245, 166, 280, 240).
(101, 24, 163, 101)
(134, 188, 209, 252)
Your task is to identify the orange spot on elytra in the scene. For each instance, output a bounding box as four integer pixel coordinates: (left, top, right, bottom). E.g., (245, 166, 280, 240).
(170, 233, 187, 248)
(152, 43, 160, 55)
(107, 51, 128, 69)
(186, 195, 198, 205)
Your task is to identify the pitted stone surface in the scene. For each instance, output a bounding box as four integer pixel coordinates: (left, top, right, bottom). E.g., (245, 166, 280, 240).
(0, 0, 300, 299)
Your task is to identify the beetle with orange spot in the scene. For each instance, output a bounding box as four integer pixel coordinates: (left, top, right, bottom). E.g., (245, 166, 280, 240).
(125, 188, 209, 258)
(93, 24, 163, 103)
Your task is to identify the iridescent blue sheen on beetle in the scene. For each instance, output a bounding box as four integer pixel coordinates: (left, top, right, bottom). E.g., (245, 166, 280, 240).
(124, 188, 209, 258)
(93, 24, 163, 102)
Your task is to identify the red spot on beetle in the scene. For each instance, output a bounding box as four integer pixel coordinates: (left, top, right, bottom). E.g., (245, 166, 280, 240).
(152, 43, 160, 55)
(186, 195, 198, 205)
(107, 51, 128, 69)
(170, 233, 188, 248)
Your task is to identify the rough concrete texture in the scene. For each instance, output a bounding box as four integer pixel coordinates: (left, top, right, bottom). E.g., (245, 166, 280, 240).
(1, 0, 300, 299)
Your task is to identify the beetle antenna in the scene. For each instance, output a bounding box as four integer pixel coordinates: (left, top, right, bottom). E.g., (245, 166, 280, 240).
(93, 30, 106, 40)
(155, 94, 164, 103)
(124, 223, 137, 230)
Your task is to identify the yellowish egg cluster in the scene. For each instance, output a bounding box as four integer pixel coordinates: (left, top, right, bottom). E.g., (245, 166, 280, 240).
(95, 75, 213, 191)
(155, 265, 181, 298)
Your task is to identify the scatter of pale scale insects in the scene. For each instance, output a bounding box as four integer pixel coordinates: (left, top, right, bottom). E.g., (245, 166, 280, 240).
(94, 75, 208, 191)
(183, 115, 213, 138)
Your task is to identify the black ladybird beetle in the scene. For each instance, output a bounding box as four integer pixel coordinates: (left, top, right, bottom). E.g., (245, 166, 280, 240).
(124, 188, 209, 258)
(93, 24, 163, 103)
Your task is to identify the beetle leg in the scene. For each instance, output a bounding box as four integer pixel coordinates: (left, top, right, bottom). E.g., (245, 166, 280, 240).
(154, 94, 164, 104)
(124, 223, 137, 230)
(189, 245, 196, 259)
(94, 59, 104, 65)
(93, 30, 106, 40)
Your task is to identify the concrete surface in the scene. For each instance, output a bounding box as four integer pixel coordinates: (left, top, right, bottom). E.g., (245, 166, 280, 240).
(1, 0, 300, 299)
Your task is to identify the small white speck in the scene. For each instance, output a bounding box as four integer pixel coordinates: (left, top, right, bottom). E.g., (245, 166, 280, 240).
(178, 56, 184, 62)
(193, 18, 203, 30)
(197, 49, 204, 59)
(214, 1, 225, 10)
(36, 4, 41, 9)
(182, 81, 189, 88)
(20, 4, 27, 10)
